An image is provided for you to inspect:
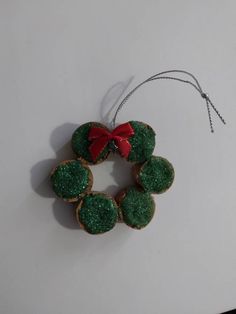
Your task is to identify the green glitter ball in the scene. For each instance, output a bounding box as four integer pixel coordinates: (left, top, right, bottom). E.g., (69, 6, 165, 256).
(77, 193, 118, 234)
(51, 160, 92, 201)
(137, 156, 175, 194)
(116, 186, 155, 229)
(127, 121, 156, 163)
(71, 122, 110, 164)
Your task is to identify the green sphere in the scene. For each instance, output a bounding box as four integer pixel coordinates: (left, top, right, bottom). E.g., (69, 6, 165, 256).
(138, 156, 175, 194)
(71, 122, 110, 164)
(77, 193, 118, 234)
(51, 160, 92, 201)
(127, 121, 156, 163)
(117, 186, 155, 229)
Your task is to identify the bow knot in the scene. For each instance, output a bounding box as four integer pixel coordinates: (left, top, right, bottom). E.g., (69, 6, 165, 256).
(88, 122, 134, 162)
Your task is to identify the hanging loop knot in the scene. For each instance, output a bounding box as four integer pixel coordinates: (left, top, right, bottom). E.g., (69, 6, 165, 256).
(201, 92, 209, 100)
(88, 122, 134, 162)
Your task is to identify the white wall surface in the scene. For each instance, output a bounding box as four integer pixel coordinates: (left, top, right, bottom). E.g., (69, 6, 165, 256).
(0, 1, 235, 313)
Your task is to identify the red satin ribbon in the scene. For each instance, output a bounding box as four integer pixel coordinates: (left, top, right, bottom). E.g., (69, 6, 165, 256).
(88, 122, 134, 162)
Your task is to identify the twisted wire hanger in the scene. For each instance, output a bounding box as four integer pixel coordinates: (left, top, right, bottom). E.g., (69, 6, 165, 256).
(110, 70, 226, 132)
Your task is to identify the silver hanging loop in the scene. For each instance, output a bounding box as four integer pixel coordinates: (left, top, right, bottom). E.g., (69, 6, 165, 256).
(110, 70, 226, 132)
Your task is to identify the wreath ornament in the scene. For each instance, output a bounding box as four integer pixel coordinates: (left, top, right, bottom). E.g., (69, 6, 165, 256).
(50, 70, 225, 235)
(51, 120, 174, 234)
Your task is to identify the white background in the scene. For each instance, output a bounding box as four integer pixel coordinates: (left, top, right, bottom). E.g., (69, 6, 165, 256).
(0, 1, 235, 313)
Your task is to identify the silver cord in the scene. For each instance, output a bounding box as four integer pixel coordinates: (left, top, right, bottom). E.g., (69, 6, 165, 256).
(110, 70, 226, 132)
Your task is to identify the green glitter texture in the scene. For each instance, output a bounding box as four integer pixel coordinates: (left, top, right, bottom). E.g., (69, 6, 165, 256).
(71, 122, 110, 163)
(78, 194, 118, 234)
(128, 121, 155, 163)
(119, 186, 155, 229)
(51, 160, 91, 200)
(139, 156, 174, 194)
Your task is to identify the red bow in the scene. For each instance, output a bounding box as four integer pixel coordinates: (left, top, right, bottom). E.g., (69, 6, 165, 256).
(88, 122, 134, 162)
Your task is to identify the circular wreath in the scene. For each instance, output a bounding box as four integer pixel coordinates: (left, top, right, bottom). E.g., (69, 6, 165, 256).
(50, 121, 175, 234)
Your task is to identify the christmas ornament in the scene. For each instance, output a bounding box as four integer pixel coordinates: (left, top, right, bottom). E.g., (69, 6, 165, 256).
(50, 70, 225, 234)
